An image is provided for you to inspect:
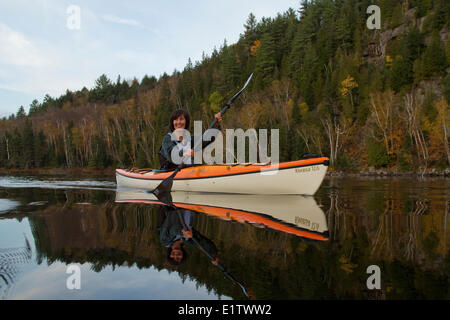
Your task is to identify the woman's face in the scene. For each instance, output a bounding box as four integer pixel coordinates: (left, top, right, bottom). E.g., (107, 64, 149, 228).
(170, 248, 183, 263)
(173, 115, 186, 130)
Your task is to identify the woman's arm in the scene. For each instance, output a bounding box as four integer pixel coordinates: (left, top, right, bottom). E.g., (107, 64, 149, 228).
(160, 134, 183, 163)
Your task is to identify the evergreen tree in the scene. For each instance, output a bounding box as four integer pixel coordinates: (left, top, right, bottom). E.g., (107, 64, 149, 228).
(390, 55, 412, 92)
(335, 13, 353, 52)
(299, 0, 309, 17)
(181, 58, 196, 105)
(90, 74, 114, 102)
(130, 78, 140, 98)
(444, 73, 450, 105)
(34, 130, 47, 167)
(28, 99, 40, 116)
(22, 119, 34, 168)
(421, 90, 438, 123)
(255, 32, 277, 87)
(413, 0, 433, 18)
(404, 27, 424, 63)
(41, 94, 54, 112)
(9, 128, 22, 167)
(16, 106, 26, 118)
(119, 79, 131, 101)
(156, 74, 173, 131)
(421, 33, 447, 78)
(316, 0, 337, 66)
(0, 133, 7, 167)
(271, 13, 288, 69)
(292, 99, 302, 126)
(287, 3, 320, 78)
(298, 42, 318, 107)
(221, 45, 240, 90)
(279, 9, 299, 75)
(141, 75, 157, 91)
(367, 138, 389, 168)
(244, 13, 257, 43)
(113, 75, 122, 103)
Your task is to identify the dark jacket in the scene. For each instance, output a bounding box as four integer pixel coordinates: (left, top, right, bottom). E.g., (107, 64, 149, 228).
(158, 127, 221, 170)
(158, 207, 218, 257)
(159, 206, 185, 247)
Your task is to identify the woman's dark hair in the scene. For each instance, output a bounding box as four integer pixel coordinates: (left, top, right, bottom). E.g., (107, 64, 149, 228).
(167, 246, 188, 266)
(169, 109, 190, 132)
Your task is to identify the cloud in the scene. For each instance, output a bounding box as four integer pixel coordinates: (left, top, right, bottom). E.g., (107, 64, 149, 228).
(0, 23, 48, 68)
(101, 14, 141, 27)
(10, 262, 228, 299)
(99, 13, 162, 38)
(0, 0, 300, 117)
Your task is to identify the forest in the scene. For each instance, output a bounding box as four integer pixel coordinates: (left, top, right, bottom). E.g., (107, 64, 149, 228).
(0, 0, 449, 173)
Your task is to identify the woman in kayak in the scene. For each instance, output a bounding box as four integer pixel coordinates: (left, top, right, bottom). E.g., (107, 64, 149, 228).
(158, 109, 222, 170)
(158, 206, 219, 266)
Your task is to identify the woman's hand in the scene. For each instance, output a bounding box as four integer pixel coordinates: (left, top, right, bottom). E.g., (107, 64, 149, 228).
(214, 112, 222, 127)
(183, 149, 194, 158)
(182, 228, 193, 239)
(210, 254, 219, 265)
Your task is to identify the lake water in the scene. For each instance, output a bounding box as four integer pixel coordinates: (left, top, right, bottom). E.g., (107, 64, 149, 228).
(0, 175, 448, 300)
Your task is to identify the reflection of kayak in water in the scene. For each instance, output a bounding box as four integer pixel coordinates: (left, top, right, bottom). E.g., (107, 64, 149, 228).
(116, 157, 329, 195)
(115, 190, 329, 241)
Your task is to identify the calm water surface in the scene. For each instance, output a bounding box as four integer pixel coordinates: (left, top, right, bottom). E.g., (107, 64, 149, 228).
(0, 175, 448, 300)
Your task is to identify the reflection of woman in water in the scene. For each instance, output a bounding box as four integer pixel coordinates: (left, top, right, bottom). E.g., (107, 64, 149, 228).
(156, 203, 249, 298)
(157, 206, 218, 266)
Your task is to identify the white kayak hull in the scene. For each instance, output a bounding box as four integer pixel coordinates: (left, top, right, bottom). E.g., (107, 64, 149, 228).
(115, 190, 329, 239)
(116, 159, 329, 195)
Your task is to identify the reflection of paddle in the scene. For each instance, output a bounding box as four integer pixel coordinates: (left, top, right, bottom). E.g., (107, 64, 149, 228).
(152, 74, 253, 196)
(175, 207, 250, 299)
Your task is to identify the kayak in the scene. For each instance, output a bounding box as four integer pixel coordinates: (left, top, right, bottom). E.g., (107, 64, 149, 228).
(115, 190, 329, 241)
(116, 157, 329, 195)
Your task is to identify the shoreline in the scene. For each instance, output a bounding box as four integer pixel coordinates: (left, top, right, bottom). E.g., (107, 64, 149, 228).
(0, 167, 116, 178)
(0, 166, 448, 179)
(327, 168, 450, 178)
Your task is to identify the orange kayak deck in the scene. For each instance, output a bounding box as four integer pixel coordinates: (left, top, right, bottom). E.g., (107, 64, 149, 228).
(118, 198, 329, 241)
(116, 158, 329, 180)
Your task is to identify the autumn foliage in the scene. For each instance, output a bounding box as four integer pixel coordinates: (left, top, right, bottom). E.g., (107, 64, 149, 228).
(0, 0, 449, 173)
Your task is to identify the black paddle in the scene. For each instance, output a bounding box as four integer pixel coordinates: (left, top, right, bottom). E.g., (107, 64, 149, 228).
(208, 73, 253, 129)
(152, 165, 182, 197)
(152, 73, 253, 196)
(176, 210, 250, 299)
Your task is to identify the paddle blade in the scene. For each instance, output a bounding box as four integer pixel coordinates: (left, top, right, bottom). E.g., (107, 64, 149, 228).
(152, 167, 180, 196)
(152, 189, 175, 208)
(228, 73, 253, 105)
(243, 73, 253, 89)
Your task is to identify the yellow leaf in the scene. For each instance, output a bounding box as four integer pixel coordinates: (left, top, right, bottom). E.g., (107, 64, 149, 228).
(250, 40, 261, 56)
(299, 102, 309, 116)
(386, 55, 393, 67)
(340, 75, 358, 97)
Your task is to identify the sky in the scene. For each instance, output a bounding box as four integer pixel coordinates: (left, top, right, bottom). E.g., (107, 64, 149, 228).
(0, 219, 230, 300)
(0, 0, 301, 119)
